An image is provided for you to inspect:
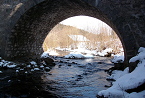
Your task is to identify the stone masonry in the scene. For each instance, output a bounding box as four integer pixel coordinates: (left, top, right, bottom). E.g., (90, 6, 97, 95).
(0, 0, 145, 69)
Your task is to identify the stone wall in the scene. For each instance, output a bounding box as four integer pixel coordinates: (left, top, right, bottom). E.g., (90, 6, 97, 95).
(0, 0, 145, 67)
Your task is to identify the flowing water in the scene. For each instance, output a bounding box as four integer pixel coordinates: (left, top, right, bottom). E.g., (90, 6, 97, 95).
(41, 56, 114, 98)
(0, 53, 114, 98)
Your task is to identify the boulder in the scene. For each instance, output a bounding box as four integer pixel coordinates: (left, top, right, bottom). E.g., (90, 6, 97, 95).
(42, 57, 54, 66)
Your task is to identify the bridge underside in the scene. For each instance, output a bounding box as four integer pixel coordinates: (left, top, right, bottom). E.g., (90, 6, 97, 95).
(0, 0, 145, 67)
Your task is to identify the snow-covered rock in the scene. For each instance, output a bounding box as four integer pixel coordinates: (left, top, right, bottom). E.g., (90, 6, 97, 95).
(98, 47, 145, 98)
(107, 67, 129, 80)
(129, 47, 145, 63)
(30, 61, 37, 67)
(112, 55, 124, 63)
(64, 53, 85, 59)
(16, 70, 19, 73)
(7, 64, 17, 68)
(31, 69, 34, 71)
(34, 68, 40, 71)
(98, 48, 113, 57)
(40, 65, 44, 68)
(25, 71, 28, 74)
(41, 52, 49, 58)
(27, 65, 31, 68)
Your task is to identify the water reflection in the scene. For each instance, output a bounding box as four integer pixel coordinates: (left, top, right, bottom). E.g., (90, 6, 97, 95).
(41, 56, 113, 98)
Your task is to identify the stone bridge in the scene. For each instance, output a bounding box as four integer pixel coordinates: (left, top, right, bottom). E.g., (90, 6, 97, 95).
(0, 0, 145, 67)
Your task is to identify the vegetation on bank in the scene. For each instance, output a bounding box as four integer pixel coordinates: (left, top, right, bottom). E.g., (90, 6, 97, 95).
(43, 23, 123, 54)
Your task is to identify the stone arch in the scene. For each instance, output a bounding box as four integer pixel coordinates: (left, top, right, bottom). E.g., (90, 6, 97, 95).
(0, 0, 144, 66)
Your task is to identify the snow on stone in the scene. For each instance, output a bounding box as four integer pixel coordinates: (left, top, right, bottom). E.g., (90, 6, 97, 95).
(8, 80, 11, 82)
(98, 47, 145, 98)
(30, 61, 37, 65)
(31, 69, 34, 71)
(0, 60, 17, 68)
(98, 48, 113, 56)
(16, 70, 19, 73)
(84, 54, 94, 58)
(125, 90, 145, 98)
(0, 62, 4, 67)
(40, 65, 44, 68)
(27, 65, 30, 68)
(7, 64, 17, 68)
(41, 52, 49, 58)
(41, 49, 59, 56)
(111, 55, 124, 63)
(45, 67, 50, 70)
(129, 47, 145, 63)
(20, 68, 24, 71)
(25, 71, 28, 74)
(34, 68, 40, 71)
(107, 67, 129, 80)
(64, 52, 85, 59)
(30, 61, 37, 67)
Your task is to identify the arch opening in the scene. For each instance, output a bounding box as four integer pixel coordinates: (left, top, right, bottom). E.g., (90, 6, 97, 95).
(42, 16, 124, 60)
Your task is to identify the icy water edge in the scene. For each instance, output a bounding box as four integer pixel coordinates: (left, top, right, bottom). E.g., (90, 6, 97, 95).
(0, 56, 114, 98)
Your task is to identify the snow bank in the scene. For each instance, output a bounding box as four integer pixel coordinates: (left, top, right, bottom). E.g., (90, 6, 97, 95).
(84, 54, 94, 58)
(129, 47, 145, 63)
(64, 50, 94, 59)
(111, 55, 124, 63)
(98, 47, 145, 98)
(98, 48, 113, 57)
(107, 67, 129, 80)
(64, 53, 85, 59)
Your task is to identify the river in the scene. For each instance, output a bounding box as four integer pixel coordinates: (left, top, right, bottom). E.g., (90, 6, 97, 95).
(0, 55, 114, 98)
(41, 56, 114, 98)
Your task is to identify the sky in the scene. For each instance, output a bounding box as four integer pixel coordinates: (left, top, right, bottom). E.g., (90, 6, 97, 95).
(60, 15, 112, 34)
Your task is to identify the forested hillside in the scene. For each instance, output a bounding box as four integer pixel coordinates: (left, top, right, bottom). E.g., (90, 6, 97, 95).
(43, 23, 122, 53)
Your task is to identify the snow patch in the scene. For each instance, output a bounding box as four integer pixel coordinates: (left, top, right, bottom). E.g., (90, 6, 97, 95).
(7, 64, 17, 68)
(129, 47, 145, 63)
(107, 67, 129, 80)
(97, 48, 113, 57)
(34, 68, 40, 71)
(98, 47, 145, 98)
(64, 52, 85, 59)
(112, 55, 124, 63)
(41, 52, 49, 58)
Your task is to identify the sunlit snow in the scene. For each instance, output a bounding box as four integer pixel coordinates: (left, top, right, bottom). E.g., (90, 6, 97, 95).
(98, 47, 145, 98)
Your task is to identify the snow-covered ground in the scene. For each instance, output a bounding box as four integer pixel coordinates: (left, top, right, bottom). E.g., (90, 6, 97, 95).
(51, 47, 124, 60)
(97, 47, 145, 98)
